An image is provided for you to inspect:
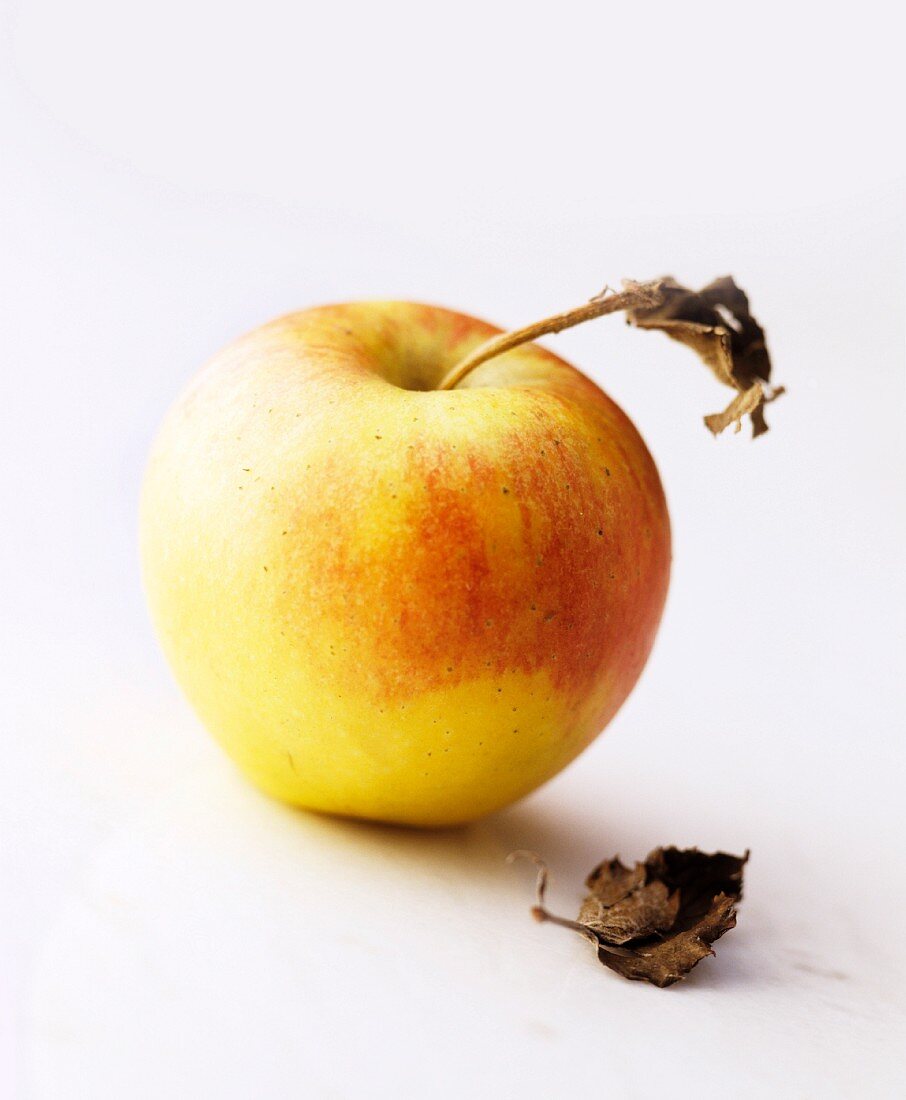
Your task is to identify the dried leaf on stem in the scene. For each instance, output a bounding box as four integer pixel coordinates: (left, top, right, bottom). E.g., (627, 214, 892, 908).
(510, 846, 748, 987)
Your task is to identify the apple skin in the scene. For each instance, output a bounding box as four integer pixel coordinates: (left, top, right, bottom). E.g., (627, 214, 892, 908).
(141, 302, 670, 826)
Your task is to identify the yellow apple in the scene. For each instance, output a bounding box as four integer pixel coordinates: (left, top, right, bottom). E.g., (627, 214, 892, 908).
(141, 302, 670, 825)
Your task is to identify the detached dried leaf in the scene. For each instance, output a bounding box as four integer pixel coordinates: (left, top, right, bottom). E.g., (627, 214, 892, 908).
(628, 276, 781, 437)
(512, 847, 748, 988)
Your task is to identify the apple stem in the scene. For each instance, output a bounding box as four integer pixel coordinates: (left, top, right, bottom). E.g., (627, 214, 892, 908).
(437, 280, 665, 391)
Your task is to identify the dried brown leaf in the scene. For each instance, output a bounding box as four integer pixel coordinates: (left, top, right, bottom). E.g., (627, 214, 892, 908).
(628, 276, 778, 437)
(513, 846, 748, 988)
(584, 856, 646, 906)
(599, 893, 739, 987)
(579, 878, 680, 945)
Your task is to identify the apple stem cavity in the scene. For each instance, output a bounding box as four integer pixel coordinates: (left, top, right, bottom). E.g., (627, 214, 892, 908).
(439, 276, 782, 437)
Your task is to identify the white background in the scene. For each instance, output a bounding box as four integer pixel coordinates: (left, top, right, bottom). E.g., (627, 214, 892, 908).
(2, 1, 904, 1097)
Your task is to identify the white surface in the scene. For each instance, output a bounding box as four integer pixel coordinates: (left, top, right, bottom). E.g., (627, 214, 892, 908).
(2, 1, 905, 1097)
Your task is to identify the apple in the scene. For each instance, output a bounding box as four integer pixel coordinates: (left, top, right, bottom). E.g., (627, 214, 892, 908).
(141, 299, 671, 825)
